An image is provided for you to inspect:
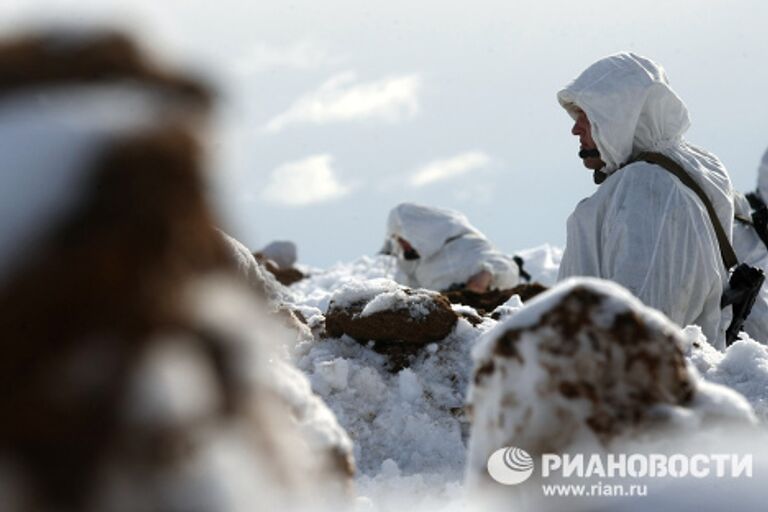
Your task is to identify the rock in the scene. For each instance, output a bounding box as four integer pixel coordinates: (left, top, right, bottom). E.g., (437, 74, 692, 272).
(326, 288, 457, 345)
(0, 29, 349, 512)
(254, 252, 305, 286)
(258, 240, 297, 269)
(442, 282, 547, 315)
(325, 286, 458, 370)
(271, 265, 306, 286)
(466, 278, 756, 488)
(506, 282, 548, 303)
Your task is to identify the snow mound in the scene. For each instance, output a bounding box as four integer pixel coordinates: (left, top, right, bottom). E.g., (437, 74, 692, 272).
(286, 255, 537, 509)
(513, 243, 563, 286)
(466, 278, 756, 488)
(291, 255, 398, 312)
(295, 323, 481, 482)
(684, 325, 768, 420)
(292, 257, 503, 491)
(269, 358, 356, 485)
(219, 230, 297, 306)
(265, 250, 768, 511)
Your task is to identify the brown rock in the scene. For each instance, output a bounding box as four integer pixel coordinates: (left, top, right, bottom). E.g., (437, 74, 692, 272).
(325, 288, 458, 370)
(442, 283, 547, 315)
(254, 252, 305, 286)
(326, 290, 457, 344)
(0, 29, 348, 512)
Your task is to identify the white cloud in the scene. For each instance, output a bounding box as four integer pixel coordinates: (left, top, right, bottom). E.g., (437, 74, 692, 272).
(261, 154, 352, 206)
(409, 151, 491, 187)
(265, 71, 421, 132)
(230, 40, 339, 75)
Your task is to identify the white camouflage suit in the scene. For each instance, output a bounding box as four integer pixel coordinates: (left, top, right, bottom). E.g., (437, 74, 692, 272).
(384, 202, 520, 292)
(557, 53, 736, 348)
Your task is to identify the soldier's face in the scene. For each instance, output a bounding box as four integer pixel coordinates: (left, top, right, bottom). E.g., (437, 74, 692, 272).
(397, 237, 420, 260)
(571, 108, 605, 170)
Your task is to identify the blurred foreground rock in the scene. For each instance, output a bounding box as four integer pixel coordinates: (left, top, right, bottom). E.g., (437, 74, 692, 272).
(0, 28, 351, 512)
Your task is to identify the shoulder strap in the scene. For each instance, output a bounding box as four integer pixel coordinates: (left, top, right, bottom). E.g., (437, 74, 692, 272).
(632, 152, 738, 271)
(746, 190, 766, 211)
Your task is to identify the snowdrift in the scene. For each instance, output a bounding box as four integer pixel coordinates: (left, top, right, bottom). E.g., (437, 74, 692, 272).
(282, 248, 768, 511)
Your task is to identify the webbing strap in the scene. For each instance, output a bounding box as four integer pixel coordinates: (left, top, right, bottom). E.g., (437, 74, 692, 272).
(633, 152, 738, 271)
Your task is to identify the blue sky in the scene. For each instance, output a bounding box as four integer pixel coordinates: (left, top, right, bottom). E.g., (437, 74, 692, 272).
(3, 0, 767, 267)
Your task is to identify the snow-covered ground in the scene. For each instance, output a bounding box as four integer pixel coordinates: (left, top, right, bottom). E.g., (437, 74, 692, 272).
(279, 245, 768, 511)
(291, 254, 482, 510)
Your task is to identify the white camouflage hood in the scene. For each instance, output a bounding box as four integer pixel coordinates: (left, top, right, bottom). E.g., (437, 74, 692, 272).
(384, 202, 519, 291)
(386, 202, 478, 260)
(558, 53, 689, 174)
(557, 52, 734, 237)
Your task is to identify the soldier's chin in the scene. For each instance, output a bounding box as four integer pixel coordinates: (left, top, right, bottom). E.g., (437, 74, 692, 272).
(582, 157, 605, 170)
(578, 148, 601, 159)
(578, 150, 605, 170)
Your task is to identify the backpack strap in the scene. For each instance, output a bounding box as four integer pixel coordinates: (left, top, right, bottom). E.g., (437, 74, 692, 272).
(632, 152, 738, 271)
